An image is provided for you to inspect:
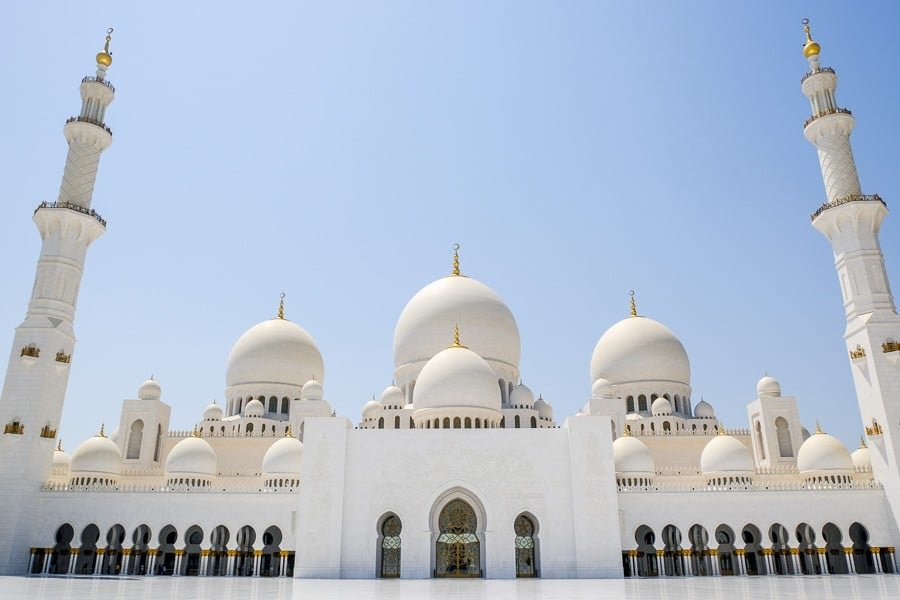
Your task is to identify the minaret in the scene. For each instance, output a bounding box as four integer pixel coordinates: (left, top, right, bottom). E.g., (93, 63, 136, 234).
(803, 20, 900, 530)
(0, 31, 115, 574)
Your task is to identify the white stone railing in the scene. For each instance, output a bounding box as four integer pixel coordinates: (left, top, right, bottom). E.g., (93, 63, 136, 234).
(618, 479, 882, 494)
(40, 481, 300, 494)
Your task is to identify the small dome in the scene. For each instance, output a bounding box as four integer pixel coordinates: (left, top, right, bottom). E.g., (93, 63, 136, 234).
(700, 434, 754, 475)
(590, 316, 690, 386)
(203, 403, 223, 421)
(53, 448, 72, 470)
(362, 399, 382, 419)
(534, 396, 553, 420)
(651, 397, 672, 416)
(301, 379, 323, 401)
(592, 378, 614, 399)
(243, 399, 265, 418)
(797, 429, 853, 474)
(227, 318, 324, 388)
(413, 345, 501, 412)
(166, 436, 217, 476)
(510, 384, 535, 408)
(694, 399, 715, 419)
(757, 375, 781, 398)
(851, 445, 871, 470)
(613, 436, 655, 474)
(262, 435, 304, 475)
(71, 435, 122, 475)
(380, 385, 404, 409)
(803, 40, 821, 59)
(139, 379, 161, 401)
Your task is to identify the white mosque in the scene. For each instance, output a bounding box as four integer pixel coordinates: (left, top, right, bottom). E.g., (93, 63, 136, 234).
(0, 22, 899, 580)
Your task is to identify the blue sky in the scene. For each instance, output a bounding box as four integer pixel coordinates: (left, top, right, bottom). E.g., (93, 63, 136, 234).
(0, 2, 898, 451)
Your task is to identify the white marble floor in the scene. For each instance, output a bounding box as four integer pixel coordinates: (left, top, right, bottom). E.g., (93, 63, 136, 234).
(1, 575, 897, 599)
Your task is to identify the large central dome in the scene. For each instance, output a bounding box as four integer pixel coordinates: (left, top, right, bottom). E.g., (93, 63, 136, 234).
(590, 316, 690, 386)
(227, 318, 324, 387)
(393, 275, 520, 377)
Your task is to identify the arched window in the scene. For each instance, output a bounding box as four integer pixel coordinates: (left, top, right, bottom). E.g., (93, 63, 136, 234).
(153, 424, 162, 462)
(443, 417, 450, 429)
(775, 417, 793, 457)
(246, 423, 254, 434)
(268, 397, 277, 413)
(126, 419, 144, 459)
(379, 515, 402, 578)
(531, 416, 537, 428)
(394, 416, 400, 429)
(464, 417, 471, 428)
(638, 395, 647, 412)
(514, 515, 537, 577)
(755, 421, 766, 460)
(281, 397, 290, 413)
(626, 396, 635, 413)
(378, 417, 384, 429)
(453, 417, 461, 429)
(515, 415, 521, 429)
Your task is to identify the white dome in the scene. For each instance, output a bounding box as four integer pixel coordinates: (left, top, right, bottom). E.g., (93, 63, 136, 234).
(71, 435, 122, 475)
(592, 378, 614, 399)
(851, 445, 871, 470)
(394, 276, 520, 373)
(139, 378, 161, 401)
(362, 399, 382, 419)
(226, 318, 324, 388)
(613, 436, 655, 474)
(262, 435, 304, 475)
(510, 384, 535, 408)
(590, 316, 690, 386)
(380, 385, 404, 409)
(53, 449, 72, 469)
(301, 379, 323, 401)
(165, 436, 217, 476)
(651, 397, 672, 416)
(534, 396, 553, 420)
(694, 399, 715, 419)
(700, 434, 754, 474)
(243, 399, 265, 417)
(797, 430, 853, 474)
(203, 403, 223, 421)
(757, 375, 782, 398)
(413, 345, 501, 412)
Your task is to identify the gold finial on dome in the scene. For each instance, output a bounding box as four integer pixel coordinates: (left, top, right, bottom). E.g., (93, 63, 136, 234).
(623, 424, 632, 437)
(57, 439, 63, 452)
(717, 423, 726, 436)
(859, 435, 867, 449)
(97, 423, 106, 438)
(451, 324, 467, 349)
(629, 290, 638, 317)
(96, 28, 114, 67)
(277, 292, 286, 320)
(452, 243, 461, 276)
(285, 425, 294, 438)
(191, 425, 200, 438)
(801, 18, 821, 59)
(815, 420, 824, 434)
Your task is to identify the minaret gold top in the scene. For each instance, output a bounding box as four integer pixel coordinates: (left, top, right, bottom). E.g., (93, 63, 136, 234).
(277, 292, 286, 320)
(96, 28, 114, 67)
(802, 18, 821, 59)
(452, 243, 461, 276)
(629, 290, 638, 318)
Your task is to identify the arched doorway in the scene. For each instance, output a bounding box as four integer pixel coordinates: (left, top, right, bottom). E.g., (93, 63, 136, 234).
(156, 525, 178, 575)
(850, 522, 875, 574)
(129, 525, 151, 575)
(182, 525, 204, 575)
(235, 525, 256, 576)
(261, 526, 282, 577)
(769, 523, 792, 575)
(741, 524, 765, 575)
(822, 522, 848, 574)
(634, 525, 658, 577)
(714, 525, 737, 576)
(379, 514, 402, 578)
(796, 522, 821, 575)
(661, 525, 684, 576)
(74, 524, 100, 574)
(49, 524, 74, 574)
(435, 499, 481, 578)
(208, 525, 230, 576)
(101, 524, 126, 575)
(688, 524, 710, 576)
(514, 514, 538, 577)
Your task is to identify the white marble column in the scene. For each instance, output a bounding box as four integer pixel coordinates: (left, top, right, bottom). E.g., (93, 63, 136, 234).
(791, 551, 801, 575)
(873, 549, 883, 574)
(68, 551, 77, 574)
(42, 550, 51, 574)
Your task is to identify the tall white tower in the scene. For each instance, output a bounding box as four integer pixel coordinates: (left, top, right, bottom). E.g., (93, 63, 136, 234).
(0, 31, 115, 573)
(803, 21, 900, 530)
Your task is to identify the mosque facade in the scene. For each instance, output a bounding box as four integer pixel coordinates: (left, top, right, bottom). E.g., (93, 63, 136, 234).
(0, 23, 899, 580)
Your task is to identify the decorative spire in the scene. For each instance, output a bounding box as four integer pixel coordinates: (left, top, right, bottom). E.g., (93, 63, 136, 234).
(285, 425, 294, 438)
(859, 435, 867, 449)
(451, 324, 467, 349)
(801, 18, 821, 59)
(56, 439, 63, 452)
(815, 420, 824, 434)
(191, 425, 200, 438)
(717, 422, 726, 436)
(629, 290, 638, 317)
(96, 28, 114, 68)
(97, 423, 106, 438)
(277, 292, 286, 320)
(451, 243, 461, 276)
(623, 424, 632, 437)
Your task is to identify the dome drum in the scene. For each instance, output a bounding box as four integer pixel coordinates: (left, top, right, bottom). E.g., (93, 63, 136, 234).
(412, 406, 503, 430)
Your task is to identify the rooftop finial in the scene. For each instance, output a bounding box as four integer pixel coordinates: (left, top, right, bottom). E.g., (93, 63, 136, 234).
(451, 324, 467, 349)
(629, 290, 638, 317)
(815, 420, 824, 434)
(57, 439, 63, 452)
(623, 424, 632, 437)
(452, 243, 461, 276)
(285, 425, 294, 438)
(801, 18, 821, 59)
(717, 422, 726, 436)
(860, 435, 867, 449)
(191, 425, 200, 438)
(96, 28, 114, 68)
(278, 292, 286, 320)
(97, 423, 106, 438)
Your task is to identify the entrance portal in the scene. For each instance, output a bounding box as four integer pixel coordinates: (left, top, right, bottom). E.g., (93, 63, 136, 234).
(435, 499, 481, 578)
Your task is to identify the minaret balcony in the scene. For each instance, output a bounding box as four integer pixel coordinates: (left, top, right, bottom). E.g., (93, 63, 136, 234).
(65, 115, 112, 135)
(81, 75, 115, 93)
(803, 106, 852, 129)
(810, 193, 885, 222)
(3, 421, 24, 435)
(800, 66, 835, 84)
(34, 201, 107, 227)
(884, 340, 900, 365)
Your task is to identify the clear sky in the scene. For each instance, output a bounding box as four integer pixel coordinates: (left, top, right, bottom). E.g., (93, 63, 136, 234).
(0, 2, 898, 452)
